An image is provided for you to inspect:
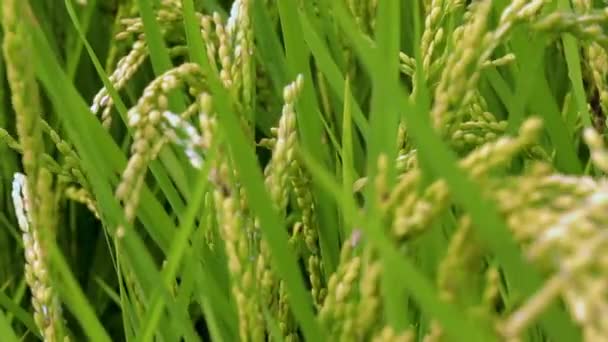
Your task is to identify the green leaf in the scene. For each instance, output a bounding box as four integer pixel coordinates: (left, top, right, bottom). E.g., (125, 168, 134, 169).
(0, 289, 40, 339)
(49, 245, 112, 342)
(0, 309, 19, 342)
(181, 1, 325, 339)
(298, 148, 494, 342)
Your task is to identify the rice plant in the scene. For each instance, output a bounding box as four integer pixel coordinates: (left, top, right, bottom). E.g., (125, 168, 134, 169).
(1, 0, 608, 341)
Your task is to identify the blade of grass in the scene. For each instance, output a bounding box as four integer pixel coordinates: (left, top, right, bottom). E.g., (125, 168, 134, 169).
(341, 79, 355, 240)
(49, 244, 112, 342)
(0, 213, 21, 244)
(135, 0, 186, 111)
(182, 0, 324, 339)
(298, 10, 370, 139)
(262, 306, 286, 342)
(138, 140, 217, 341)
(0, 310, 18, 342)
(504, 33, 546, 134)
(181, 10, 240, 334)
(557, 0, 591, 127)
(366, 0, 406, 329)
(116, 254, 137, 342)
(27, 2, 61, 60)
(64, 0, 188, 222)
(300, 0, 344, 73)
(27, 12, 193, 341)
(30, 11, 181, 255)
(485, 67, 516, 115)
(0, 289, 40, 339)
(192, 245, 239, 342)
(297, 6, 367, 173)
(251, 0, 289, 130)
(321, 0, 376, 73)
(1, 276, 26, 327)
(508, 31, 581, 174)
(66, 0, 97, 80)
(530, 75, 582, 174)
(135, 0, 194, 195)
(191, 243, 238, 342)
(94, 277, 121, 307)
(0, 26, 19, 205)
(367, 0, 401, 179)
(403, 8, 577, 335)
(298, 148, 494, 342)
(397, 91, 581, 340)
(277, 0, 340, 277)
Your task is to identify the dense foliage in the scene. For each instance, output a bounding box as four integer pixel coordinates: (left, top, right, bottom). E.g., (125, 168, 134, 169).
(2, 0, 608, 341)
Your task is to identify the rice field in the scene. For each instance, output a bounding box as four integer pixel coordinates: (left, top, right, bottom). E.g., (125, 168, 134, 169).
(1, 0, 608, 341)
